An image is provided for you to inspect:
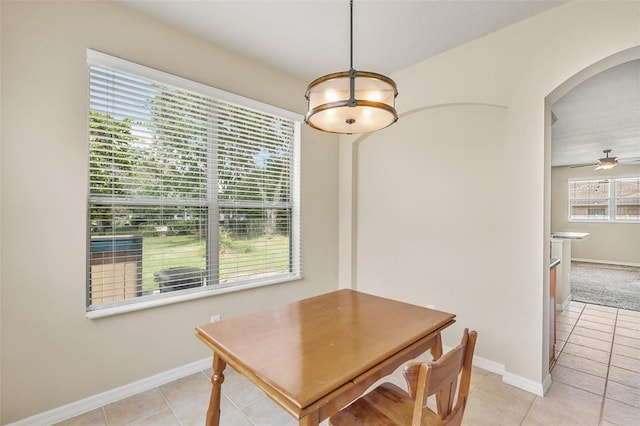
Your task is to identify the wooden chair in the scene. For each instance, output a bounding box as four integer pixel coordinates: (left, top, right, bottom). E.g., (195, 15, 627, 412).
(329, 329, 477, 426)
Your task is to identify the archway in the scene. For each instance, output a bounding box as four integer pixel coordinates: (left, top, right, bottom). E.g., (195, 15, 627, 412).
(543, 45, 640, 383)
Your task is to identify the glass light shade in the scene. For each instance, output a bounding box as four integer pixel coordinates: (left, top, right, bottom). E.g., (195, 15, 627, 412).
(596, 160, 617, 170)
(305, 70, 398, 134)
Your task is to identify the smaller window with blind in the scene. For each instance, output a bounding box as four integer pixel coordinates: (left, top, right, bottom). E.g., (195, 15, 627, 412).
(87, 50, 301, 316)
(615, 177, 640, 221)
(569, 177, 640, 222)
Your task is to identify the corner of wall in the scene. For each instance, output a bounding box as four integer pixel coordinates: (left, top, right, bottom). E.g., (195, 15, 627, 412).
(469, 349, 547, 397)
(0, 0, 4, 420)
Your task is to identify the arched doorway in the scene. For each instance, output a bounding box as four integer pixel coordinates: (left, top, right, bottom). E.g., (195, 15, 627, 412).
(543, 45, 640, 380)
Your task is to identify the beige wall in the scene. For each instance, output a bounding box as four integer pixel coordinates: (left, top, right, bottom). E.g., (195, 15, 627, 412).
(339, 0, 640, 393)
(0, 1, 339, 423)
(356, 103, 510, 365)
(551, 165, 640, 265)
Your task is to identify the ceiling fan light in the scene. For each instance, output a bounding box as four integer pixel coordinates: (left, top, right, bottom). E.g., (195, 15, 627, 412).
(596, 152, 618, 170)
(596, 161, 617, 170)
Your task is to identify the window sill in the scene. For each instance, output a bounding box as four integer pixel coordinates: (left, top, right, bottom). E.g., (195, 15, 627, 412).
(86, 274, 302, 319)
(568, 219, 640, 224)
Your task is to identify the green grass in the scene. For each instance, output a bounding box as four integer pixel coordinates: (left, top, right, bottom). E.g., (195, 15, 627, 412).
(141, 233, 290, 291)
(220, 234, 290, 283)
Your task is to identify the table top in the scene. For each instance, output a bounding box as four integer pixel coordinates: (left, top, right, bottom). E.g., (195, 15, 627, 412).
(196, 289, 456, 413)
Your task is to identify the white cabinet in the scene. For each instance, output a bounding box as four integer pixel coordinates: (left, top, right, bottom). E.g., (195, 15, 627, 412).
(551, 238, 572, 310)
(551, 232, 589, 310)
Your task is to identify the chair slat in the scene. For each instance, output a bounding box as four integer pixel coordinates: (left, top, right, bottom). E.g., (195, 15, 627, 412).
(329, 329, 478, 426)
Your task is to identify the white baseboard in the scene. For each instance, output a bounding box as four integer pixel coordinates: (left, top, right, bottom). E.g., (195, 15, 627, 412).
(557, 293, 572, 311)
(7, 357, 212, 426)
(503, 370, 546, 397)
(471, 354, 505, 376)
(542, 373, 553, 395)
(446, 346, 546, 397)
(573, 258, 640, 268)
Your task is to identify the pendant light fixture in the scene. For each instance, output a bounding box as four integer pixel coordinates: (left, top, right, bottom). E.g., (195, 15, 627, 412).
(305, 0, 398, 134)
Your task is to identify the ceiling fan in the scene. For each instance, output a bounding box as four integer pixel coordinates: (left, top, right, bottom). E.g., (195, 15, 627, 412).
(571, 149, 640, 170)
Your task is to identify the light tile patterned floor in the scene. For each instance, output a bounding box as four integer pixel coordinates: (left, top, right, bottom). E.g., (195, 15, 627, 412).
(56, 301, 640, 426)
(550, 301, 640, 426)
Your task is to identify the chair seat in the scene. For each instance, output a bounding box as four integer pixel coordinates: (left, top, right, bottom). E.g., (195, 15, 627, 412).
(329, 382, 439, 426)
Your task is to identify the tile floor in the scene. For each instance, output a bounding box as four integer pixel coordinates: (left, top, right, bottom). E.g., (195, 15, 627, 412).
(56, 301, 640, 426)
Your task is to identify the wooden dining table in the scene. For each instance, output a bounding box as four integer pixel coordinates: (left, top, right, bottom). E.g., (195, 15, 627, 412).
(195, 289, 456, 426)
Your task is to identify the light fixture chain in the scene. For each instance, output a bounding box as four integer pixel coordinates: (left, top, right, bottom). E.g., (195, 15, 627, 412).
(350, 0, 354, 70)
(348, 0, 356, 107)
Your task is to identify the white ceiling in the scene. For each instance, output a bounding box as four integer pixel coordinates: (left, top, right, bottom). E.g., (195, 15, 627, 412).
(118, 0, 563, 80)
(117, 0, 639, 167)
(551, 60, 640, 167)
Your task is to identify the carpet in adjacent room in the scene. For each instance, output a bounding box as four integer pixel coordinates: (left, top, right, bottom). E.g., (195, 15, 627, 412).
(571, 261, 640, 312)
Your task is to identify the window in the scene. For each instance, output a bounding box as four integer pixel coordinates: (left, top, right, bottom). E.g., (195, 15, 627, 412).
(569, 179, 610, 221)
(569, 177, 640, 222)
(615, 177, 640, 220)
(87, 50, 301, 316)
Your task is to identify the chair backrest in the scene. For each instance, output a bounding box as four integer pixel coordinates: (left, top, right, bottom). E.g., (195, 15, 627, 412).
(402, 329, 478, 426)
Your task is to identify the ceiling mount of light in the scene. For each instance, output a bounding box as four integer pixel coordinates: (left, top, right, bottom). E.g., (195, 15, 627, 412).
(304, 0, 398, 134)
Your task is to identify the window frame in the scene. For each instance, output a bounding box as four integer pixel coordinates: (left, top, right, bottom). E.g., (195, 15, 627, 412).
(568, 176, 640, 223)
(86, 50, 302, 319)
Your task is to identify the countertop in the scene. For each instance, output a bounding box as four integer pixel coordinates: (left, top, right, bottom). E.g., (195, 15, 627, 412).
(551, 232, 590, 240)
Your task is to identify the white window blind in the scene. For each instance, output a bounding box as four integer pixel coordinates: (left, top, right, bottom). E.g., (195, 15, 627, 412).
(87, 50, 300, 313)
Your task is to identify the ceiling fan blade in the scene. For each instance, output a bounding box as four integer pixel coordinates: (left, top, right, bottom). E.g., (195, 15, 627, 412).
(618, 157, 640, 164)
(570, 162, 599, 168)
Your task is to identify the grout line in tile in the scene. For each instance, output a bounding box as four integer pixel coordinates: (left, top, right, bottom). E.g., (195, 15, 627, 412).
(157, 384, 183, 426)
(551, 303, 584, 371)
(598, 307, 619, 425)
(553, 362, 608, 383)
(561, 303, 583, 337)
(519, 395, 536, 426)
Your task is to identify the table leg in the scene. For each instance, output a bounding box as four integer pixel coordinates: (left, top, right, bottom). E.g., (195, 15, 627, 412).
(206, 354, 227, 426)
(429, 332, 446, 414)
(429, 332, 443, 361)
(299, 410, 320, 426)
